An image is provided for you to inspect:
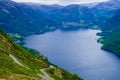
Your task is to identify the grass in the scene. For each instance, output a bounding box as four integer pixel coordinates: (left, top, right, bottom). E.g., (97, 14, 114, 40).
(0, 29, 83, 80)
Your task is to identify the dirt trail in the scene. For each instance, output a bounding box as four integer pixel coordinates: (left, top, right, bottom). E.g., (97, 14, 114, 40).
(9, 54, 55, 80)
(9, 54, 24, 67)
(38, 65, 55, 80)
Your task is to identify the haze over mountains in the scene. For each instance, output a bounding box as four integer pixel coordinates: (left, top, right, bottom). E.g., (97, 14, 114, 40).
(12, 0, 109, 6)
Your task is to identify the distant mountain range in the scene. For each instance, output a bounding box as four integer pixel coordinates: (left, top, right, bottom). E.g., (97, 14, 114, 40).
(101, 9, 120, 31)
(0, 0, 120, 36)
(0, 0, 60, 36)
(0, 0, 96, 36)
(0, 0, 120, 79)
(92, 0, 120, 20)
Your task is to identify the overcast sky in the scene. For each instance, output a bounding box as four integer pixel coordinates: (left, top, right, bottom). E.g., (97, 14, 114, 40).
(12, 0, 109, 5)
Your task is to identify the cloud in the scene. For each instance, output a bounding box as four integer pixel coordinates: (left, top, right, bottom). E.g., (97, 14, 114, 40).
(12, 0, 109, 5)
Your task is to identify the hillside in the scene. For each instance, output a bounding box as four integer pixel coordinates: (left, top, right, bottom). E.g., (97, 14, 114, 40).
(59, 5, 94, 22)
(98, 9, 120, 56)
(92, 0, 120, 25)
(0, 0, 59, 36)
(28, 4, 95, 30)
(92, 0, 120, 18)
(0, 0, 119, 37)
(0, 0, 95, 37)
(0, 29, 83, 80)
(102, 9, 120, 31)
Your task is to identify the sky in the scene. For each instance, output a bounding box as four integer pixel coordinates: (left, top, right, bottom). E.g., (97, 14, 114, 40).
(12, 0, 109, 5)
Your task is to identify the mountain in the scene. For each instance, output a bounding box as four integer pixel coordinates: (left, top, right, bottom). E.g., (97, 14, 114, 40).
(93, 0, 120, 10)
(92, 0, 120, 24)
(54, 4, 95, 30)
(25, 3, 63, 14)
(0, 0, 59, 36)
(0, 1, 95, 37)
(107, 9, 120, 30)
(98, 9, 120, 56)
(80, 2, 100, 8)
(102, 9, 120, 31)
(27, 4, 96, 29)
(57, 4, 95, 22)
(0, 29, 83, 79)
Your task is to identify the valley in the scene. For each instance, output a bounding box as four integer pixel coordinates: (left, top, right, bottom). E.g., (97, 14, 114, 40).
(0, 29, 82, 79)
(0, 0, 120, 80)
(24, 29, 120, 80)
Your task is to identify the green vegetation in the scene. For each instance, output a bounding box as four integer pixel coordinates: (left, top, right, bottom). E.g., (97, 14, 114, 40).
(0, 1, 95, 37)
(46, 67, 83, 80)
(61, 21, 93, 31)
(1, 0, 120, 79)
(0, 0, 59, 36)
(98, 9, 120, 56)
(0, 29, 83, 79)
(0, 29, 48, 79)
(98, 31, 120, 56)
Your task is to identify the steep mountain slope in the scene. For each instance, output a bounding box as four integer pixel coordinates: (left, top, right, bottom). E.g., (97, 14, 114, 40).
(0, 0, 59, 36)
(92, 0, 120, 24)
(26, 4, 96, 30)
(58, 5, 95, 22)
(103, 9, 120, 31)
(0, 29, 83, 80)
(0, 29, 49, 79)
(0, 1, 95, 37)
(25, 3, 63, 14)
(26, 4, 95, 23)
(98, 9, 120, 56)
(55, 4, 95, 30)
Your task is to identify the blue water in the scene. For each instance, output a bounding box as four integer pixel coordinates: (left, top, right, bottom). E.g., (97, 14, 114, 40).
(24, 29, 120, 80)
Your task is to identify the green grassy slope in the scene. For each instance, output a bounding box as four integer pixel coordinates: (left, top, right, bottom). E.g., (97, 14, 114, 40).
(0, 29, 49, 79)
(0, 29, 83, 80)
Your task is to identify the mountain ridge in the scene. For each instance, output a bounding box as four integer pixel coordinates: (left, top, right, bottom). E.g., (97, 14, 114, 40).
(0, 0, 95, 37)
(91, 0, 120, 25)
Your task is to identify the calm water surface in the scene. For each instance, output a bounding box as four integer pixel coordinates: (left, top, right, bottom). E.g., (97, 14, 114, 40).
(24, 29, 120, 80)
